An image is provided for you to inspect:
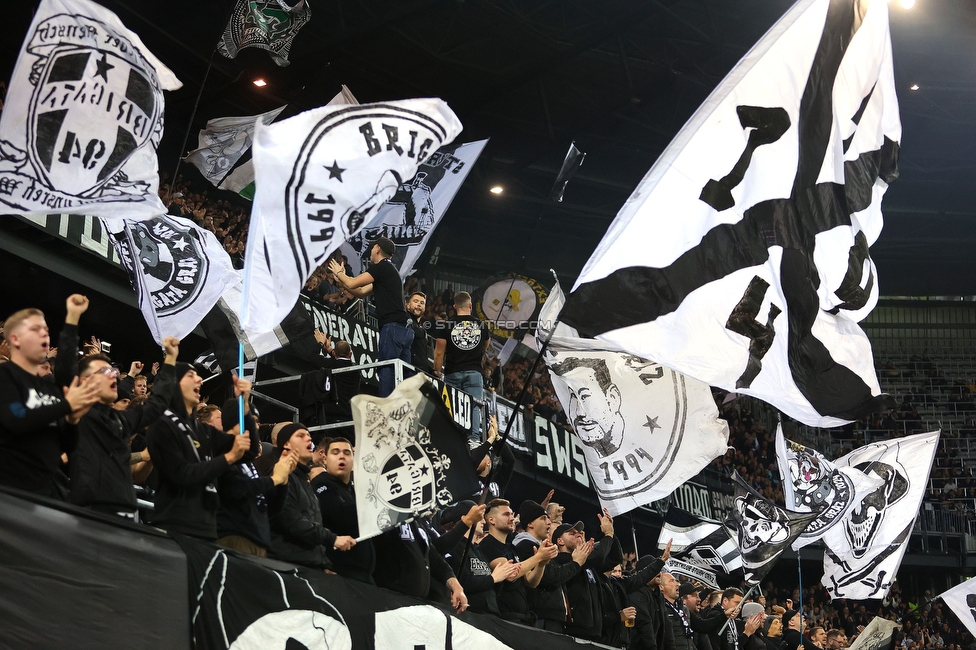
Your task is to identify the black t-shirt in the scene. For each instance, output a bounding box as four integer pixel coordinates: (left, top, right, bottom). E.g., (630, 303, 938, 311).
(367, 259, 409, 327)
(478, 533, 528, 615)
(435, 316, 488, 374)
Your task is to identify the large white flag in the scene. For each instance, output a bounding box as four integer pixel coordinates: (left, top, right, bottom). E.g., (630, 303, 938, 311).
(542, 280, 729, 516)
(106, 214, 238, 342)
(0, 0, 181, 219)
(559, 0, 900, 428)
(184, 106, 285, 186)
(244, 99, 462, 333)
(775, 425, 882, 549)
(821, 430, 939, 600)
(939, 577, 976, 639)
(339, 139, 488, 279)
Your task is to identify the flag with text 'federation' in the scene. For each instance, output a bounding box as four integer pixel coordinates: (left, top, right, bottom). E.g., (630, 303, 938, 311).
(822, 430, 939, 601)
(184, 106, 285, 186)
(351, 374, 481, 541)
(217, 0, 310, 67)
(657, 506, 741, 579)
(847, 617, 901, 650)
(775, 424, 883, 550)
(541, 279, 730, 516)
(339, 138, 488, 279)
(218, 86, 359, 201)
(0, 0, 181, 219)
(559, 0, 900, 428)
(243, 98, 462, 333)
(939, 576, 976, 639)
(727, 471, 819, 585)
(105, 214, 238, 343)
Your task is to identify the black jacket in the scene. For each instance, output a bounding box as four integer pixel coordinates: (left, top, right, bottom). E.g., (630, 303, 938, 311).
(216, 456, 275, 550)
(445, 537, 499, 616)
(599, 559, 664, 648)
(630, 583, 675, 650)
(469, 438, 514, 500)
(560, 535, 624, 640)
(409, 317, 432, 372)
(69, 365, 175, 511)
(512, 533, 581, 623)
(312, 470, 374, 583)
(783, 629, 820, 650)
(372, 520, 455, 600)
(147, 400, 258, 539)
(269, 462, 335, 570)
(664, 598, 728, 650)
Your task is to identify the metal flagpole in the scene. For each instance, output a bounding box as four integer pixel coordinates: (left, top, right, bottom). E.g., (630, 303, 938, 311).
(165, 47, 217, 203)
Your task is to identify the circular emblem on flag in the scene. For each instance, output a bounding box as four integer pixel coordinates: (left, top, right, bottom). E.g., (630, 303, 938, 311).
(376, 443, 436, 513)
(473, 273, 548, 339)
(130, 217, 209, 316)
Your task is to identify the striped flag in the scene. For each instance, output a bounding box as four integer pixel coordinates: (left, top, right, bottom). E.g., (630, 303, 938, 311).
(657, 506, 741, 577)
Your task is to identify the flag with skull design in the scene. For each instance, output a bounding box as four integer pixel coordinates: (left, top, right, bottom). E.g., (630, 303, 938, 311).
(821, 430, 939, 600)
(727, 470, 819, 585)
(938, 575, 976, 640)
(351, 374, 482, 541)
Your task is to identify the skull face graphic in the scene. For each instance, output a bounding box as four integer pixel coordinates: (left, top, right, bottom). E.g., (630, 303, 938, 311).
(843, 460, 908, 559)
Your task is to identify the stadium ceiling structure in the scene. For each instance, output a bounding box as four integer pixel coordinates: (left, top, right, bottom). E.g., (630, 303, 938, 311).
(3, 0, 975, 295)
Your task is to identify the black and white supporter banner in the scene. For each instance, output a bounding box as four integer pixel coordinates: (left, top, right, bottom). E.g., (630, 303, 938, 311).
(0, 0, 181, 218)
(822, 430, 938, 600)
(560, 0, 900, 428)
(658, 506, 742, 578)
(938, 576, 976, 639)
(243, 98, 462, 333)
(847, 617, 901, 650)
(184, 106, 286, 187)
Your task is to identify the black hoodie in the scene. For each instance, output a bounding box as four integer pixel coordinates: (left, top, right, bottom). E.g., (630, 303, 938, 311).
(312, 470, 374, 583)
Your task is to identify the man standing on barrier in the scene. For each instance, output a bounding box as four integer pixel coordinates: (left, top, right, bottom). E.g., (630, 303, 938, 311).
(433, 291, 488, 445)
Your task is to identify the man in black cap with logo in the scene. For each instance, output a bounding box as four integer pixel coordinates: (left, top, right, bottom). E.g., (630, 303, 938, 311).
(329, 237, 412, 397)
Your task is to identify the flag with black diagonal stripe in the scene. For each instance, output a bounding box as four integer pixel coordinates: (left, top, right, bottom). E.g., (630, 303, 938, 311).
(559, 0, 900, 428)
(657, 506, 741, 582)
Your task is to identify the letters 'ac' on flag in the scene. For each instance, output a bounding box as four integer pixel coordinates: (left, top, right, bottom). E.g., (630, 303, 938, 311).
(939, 576, 976, 639)
(560, 0, 900, 428)
(217, 0, 310, 67)
(243, 98, 461, 334)
(657, 506, 742, 577)
(351, 374, 481, 541)
(0, 0, 181, 220)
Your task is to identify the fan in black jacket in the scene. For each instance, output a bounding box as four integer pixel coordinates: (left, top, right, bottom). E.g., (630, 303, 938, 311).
(469, 421, 514, 501)
(630, 558, 676, 650)
(599, 554, 668, 648)
(146, 363, 258, 540)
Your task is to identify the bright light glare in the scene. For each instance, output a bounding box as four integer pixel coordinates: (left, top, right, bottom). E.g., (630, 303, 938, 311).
(900, 0, 915, 8)
(490, 186, 504, 195)
(253, 79, 267, 87)
(910, 83, 920, 91)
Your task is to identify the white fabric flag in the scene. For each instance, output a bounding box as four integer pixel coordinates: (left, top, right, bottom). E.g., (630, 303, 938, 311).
(775, 425, 882, 549)
(542, 280, 730, 516)
(244, 98, 462, 333)
(939, 577, 976, 639)
(559, 0, 900, 428)
(821, 430, 939, 600)
(0, 0, 181, 219)
(847, 617, 901, 650)
(184, 106, 285, 186)
(105, 214, 238, 343)
(339, 139, 488, 279)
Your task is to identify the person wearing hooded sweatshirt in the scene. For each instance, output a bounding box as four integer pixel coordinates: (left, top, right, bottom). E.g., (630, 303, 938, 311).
(68, 335, 179, 519)
(269, 423, 356, 570)
(146, 363, 258, 539)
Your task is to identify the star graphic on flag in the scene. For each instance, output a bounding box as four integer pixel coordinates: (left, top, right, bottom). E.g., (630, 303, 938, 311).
(325, 160, 346, 182)
(172, 237, 189, 252)
(643, 415, 660, 432)
(420, 466, 429, 476)
(94, 53, 114, 82)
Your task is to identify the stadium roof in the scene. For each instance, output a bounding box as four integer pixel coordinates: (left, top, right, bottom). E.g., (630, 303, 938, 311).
(3, 0, 975, 295)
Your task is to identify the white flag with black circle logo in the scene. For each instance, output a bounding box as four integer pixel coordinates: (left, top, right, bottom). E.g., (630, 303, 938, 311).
(105, 214, 238, 343)
(775, 425, 882, 550)
(821, 430, 938, 600)
(243, 99, 462, 333)
(184, 106, 285, 186)
(559, 0, 900, 428)
(0, 0, 181, 219)
(939, 576, 976, 639)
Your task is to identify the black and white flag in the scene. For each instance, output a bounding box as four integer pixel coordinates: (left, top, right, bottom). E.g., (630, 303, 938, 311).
(847, 617, 901, 650)
(243, 98, 462, 333)
(727, 471, 818, 585)
(339, 139, 487, 279)
(822, 431, 939, 600)
(938, 576, 976, 639)
(351, 374, 481, 541)
(0, 0, 181, 219)
(217, 0, 310, 67)
(542, 280, 729, 516)
(106, 214, 238, 342)
(775, 425, 882, 549)
(184, 106, 286, 187)
(657, 506, 742, 580)
(560, 0, 900, 428)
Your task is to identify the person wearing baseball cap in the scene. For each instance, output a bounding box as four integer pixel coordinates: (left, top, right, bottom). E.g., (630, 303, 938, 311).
(328, 238, 411, 397)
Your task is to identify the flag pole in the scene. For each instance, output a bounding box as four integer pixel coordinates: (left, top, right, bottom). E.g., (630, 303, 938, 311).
(165, 47, 216, 203)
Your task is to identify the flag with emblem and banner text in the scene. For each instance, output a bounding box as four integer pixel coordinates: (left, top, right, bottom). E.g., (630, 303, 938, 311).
(775, 425, 882, 550)
(822, 430, 938, 601)
(657, 506, 741, 587)
(847, 617, 901, 650)
(939, 576, 976, 639)
(105, 214, 238, 343)
(217, 0, 310, 67)
(184, 106, 286, 187)
(0, 0, 181, 219)
(243, 98, 462, 333)
(559, 0, 900, 428)
(351, 374, 481, 541)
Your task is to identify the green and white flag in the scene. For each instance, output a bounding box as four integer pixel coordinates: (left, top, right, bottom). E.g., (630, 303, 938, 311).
(184, 106, 285, 186)
(217, 0, 310, 67)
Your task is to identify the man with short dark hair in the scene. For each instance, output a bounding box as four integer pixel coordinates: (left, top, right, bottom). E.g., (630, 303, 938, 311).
(328, 237, 412, 397)
(433, 291, 488, 445)
(405, 291, 433, 373)
(826, 629, 848, 650)
(549, 355, 625, 457)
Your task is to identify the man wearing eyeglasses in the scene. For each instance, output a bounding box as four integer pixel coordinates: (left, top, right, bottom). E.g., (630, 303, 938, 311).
(68, 331, 180, 520)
